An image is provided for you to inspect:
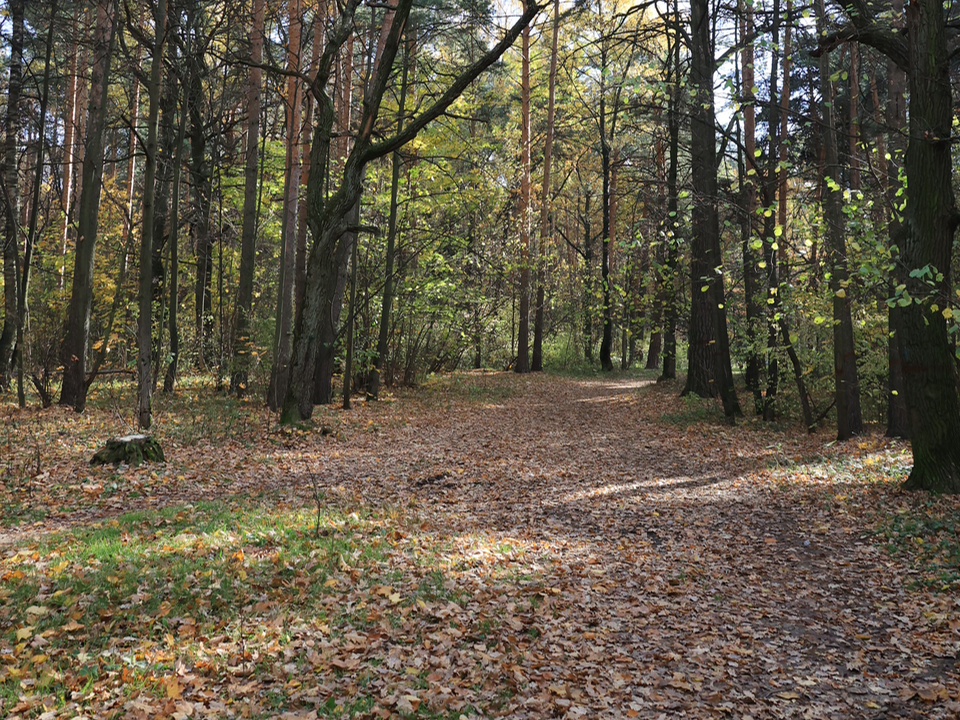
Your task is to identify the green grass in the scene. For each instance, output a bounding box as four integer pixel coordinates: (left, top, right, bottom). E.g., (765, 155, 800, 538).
(874, 501, 960, 591)
(0, 499, 405, 710)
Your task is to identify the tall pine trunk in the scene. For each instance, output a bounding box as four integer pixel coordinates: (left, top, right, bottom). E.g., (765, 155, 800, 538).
(815, 0, 862, 441)
(515, 13, 531, 374)
(532, 0, 559, 373)
(137, 0, 168, 429)
(683, 0, 740, 420)
(268, 0, 303, 409)
(0, 0, 25, 384)
(232, 0, 265, 397)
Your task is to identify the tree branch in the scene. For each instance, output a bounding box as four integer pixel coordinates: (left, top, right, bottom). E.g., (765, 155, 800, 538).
(362, 2, 541, 163)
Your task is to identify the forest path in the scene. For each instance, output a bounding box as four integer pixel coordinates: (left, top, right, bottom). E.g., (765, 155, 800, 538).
(1, 372, 956, 718)
(307, 372, 956, 719)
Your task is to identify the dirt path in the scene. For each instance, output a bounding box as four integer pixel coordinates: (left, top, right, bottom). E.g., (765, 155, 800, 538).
(308, 373, 958, 719)
(2, 372, 957, 718)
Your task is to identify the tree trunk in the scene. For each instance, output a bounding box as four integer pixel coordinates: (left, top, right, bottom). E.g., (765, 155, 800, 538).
(368, 27, 412, 400)
(231, 0, 265, 398)
(884, 0, 909, 439)
(296, 8, 324, 316)
(515, 13, 531, 374)
(581, 190, 593, 363)
(658, 13, 680, 381)
(163, 100, 189, 394)
(739, 0, 762, 412)
(816, 0, 862, 441)
(187, 5, 213, 368)
(532, 0, 559, 373)
(267, 0, 303, 410)
(59, 0, 119, 411)
(16, 0, 57, 407)
(897, 0, 960, 491)
(760, 0, 782, 422)
(58, 5, 82, 292)
(683, 0, 741, 421)
(137, 0, 168, 430)
(0, 0, 25, 385)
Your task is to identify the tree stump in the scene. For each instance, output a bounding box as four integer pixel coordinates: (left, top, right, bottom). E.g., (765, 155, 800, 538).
(91, 435, 165, 466)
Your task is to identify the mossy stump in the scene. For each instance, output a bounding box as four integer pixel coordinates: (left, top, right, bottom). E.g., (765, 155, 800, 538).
(91, 435, 165, 466)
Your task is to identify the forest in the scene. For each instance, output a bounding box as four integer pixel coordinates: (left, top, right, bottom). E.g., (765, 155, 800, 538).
(0, 0, 959, 488)
(1, 0, 960, 717)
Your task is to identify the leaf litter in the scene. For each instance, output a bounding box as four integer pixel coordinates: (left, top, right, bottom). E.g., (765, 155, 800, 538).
(0, 372, 958, 718)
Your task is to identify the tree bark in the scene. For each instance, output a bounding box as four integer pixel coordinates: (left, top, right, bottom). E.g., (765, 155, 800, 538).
(515, 10, 531, 374)
(268, 0, 303, 409)
(884, 0, 909, 439)
(816, 0, 862, 441)
(657, 7, 680, 381)
(58, 5, 82, 292)
(897, 0, 960, 491)
(532, 0, 559, 373)
(186, 3, 213, 368)
(59, 0, 119, 411)
(16, 0, 57, 406)
(739, 0, 762, 412)
(683, 0, 740, 420)
(231, 0, 265, 398)
(137, 0, 168, 430)
(0, 0, 25, 385)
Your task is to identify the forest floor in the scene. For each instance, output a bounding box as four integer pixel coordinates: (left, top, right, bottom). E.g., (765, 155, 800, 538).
(1, 371, 959, 719)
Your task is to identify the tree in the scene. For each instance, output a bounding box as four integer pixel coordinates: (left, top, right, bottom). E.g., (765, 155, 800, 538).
(137, 0, 169, 429)
(531, 0, 560, 373)
(231, 0, 265, 398)
(60, 0, 120, 411)
(514, 1, 532, 374)
(267, 0, 303, 410)
(280, 1, 540, 423)
(823, 0, 960, 490)
(0, 0, 25, 385)
(815, 0, 862, 441)
(682, 0, 740, 421)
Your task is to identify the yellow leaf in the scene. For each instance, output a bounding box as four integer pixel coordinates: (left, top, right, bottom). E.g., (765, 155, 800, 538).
(25, 606, 49, 619)
(388, 593, 402, 604)
(15, 627, 33, 641)
(31, 653, 48, 665)
(165, 676, 183, 699)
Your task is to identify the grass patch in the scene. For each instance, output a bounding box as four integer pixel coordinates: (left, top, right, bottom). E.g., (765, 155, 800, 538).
(0, 494, 535, 718)
(874, 501, 960, 591)
(420, 372, 517, 406)
(659, 392, 727, 427)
